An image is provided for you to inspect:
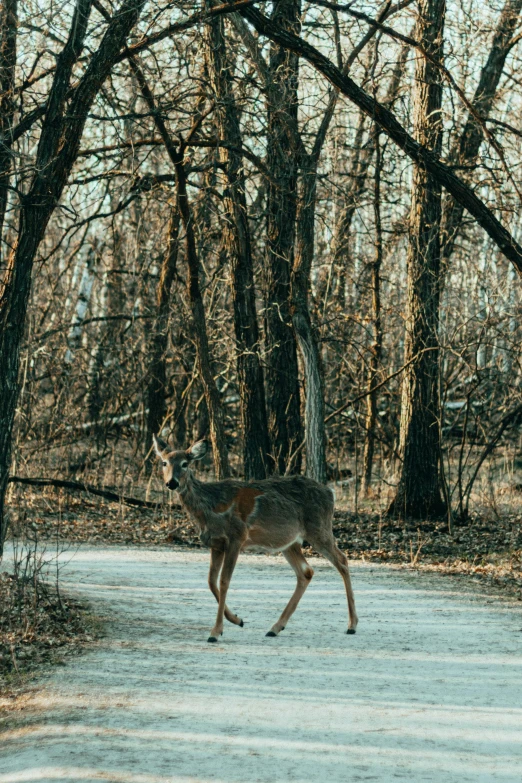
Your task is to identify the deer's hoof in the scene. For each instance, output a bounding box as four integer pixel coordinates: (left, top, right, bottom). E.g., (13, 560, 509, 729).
(265, 631, 277, 637)
(239, 619, 244, 628)
(208, 636, 219, 643)
(346, 628, 356, 635)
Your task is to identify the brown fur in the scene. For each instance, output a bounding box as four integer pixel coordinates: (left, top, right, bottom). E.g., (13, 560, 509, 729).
(214, 487, 264, 521)
(152, 435, 358, 641)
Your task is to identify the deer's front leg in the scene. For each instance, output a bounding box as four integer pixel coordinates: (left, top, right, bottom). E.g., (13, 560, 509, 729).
(208, 546, 243, 628)
(208, 540, 241, 643)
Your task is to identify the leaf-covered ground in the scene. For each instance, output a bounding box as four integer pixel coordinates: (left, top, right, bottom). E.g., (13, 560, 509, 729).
(0, 568, 98, 697)
(331, 511, 522, 601)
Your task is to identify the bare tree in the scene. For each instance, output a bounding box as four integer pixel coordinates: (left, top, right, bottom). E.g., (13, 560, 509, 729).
(0, 0, 147, 553)
(441, 0, 522, 269)
(3, 0, 522, 544)
(264, 0, 303, 475)
(0, 0, 17, 247)
(145, 206, 180, 456)
(388, 0, 447, 518)
(206, 7, 271, 479)
(362, 132, 384, 496)
(128, 54, 231, 478)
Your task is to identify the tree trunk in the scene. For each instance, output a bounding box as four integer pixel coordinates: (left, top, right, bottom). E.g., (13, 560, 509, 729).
(176, 154, 230, 477)
(362, 132, 384, 496)
(206, 8, 271, 479)
(145, 206, 180, 455)
(0, 0, 145, 555)
(388, 0, 447, 519)
(290, 11, 395, 485)
(292, 163, 327, 483)
(64, 244, 97, 363)
(86, 206, 128, 438)
(264, 0, 303, 475)
(0, 0, 17, 252)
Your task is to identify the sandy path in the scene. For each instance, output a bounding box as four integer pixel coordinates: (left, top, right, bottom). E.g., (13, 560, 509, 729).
(1, 546, 521, 783)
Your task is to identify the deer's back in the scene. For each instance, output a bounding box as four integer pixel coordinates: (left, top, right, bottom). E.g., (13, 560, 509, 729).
(199, 474, 334, 531)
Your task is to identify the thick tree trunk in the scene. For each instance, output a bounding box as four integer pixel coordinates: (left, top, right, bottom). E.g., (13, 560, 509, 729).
(389, 0, 447, 519)
(206, 9, 271, 479)
(145, 207, 180, 455)
(292, 164, 327, 483)
(277, 3, 403, 482)
(0, 0, 17, 251)
(362, 133, 384, 496)
(290, 13, 396, 484)
(264, 0, 302, 475)
(0, 0, 145, 555)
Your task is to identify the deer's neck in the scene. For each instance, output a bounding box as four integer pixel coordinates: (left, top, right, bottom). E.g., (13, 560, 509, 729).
(178, 471, 210, 528)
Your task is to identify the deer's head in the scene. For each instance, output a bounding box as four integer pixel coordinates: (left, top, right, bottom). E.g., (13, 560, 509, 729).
(153, 434, 208, 491)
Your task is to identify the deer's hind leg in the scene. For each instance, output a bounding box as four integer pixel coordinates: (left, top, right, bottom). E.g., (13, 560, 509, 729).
(311, 535, 358, 634)
(208, 547, 243, 628)
(266, 542, 314, 637)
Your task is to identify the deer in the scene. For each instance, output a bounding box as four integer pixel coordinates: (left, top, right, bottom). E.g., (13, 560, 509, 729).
(153, 434, 358, 643)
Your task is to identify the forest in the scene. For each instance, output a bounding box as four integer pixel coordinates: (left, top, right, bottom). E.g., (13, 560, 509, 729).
(1, 0, 522, 554)
(1, 5, 522, 777)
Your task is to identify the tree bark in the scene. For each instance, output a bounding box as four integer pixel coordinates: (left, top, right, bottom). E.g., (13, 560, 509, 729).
(0, 0, 17, 251)
(175, 153, 231, 478)
(145, 206, 180, 455)
(389, 0, 447, 518)
(206, 8, 271, 479)
(292, 163, 327, 482)
(0, 0, 146, 555)
(290, 6, 401, 484)
(264, 0, 303, 475)
(64, 244, 97, 363)
(362, 132, 384, 496)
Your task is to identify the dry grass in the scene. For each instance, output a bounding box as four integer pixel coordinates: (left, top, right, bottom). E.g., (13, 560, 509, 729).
(0, 531, 101, 700)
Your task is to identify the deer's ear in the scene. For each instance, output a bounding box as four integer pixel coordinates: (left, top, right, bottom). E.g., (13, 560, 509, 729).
(153, 433, 168, 457)
(187, 439, 208, 461)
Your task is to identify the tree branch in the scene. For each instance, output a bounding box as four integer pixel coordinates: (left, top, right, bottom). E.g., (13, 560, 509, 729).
(238, 3, 522, 275)
(8, 476, 175, 509)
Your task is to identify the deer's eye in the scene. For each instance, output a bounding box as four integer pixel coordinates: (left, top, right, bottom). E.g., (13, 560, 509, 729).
(162, 461, 167, 467)
(181, 461, 188, 469)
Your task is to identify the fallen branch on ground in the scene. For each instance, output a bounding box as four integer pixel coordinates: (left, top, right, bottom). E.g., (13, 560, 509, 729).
(8, 476, 179, 510)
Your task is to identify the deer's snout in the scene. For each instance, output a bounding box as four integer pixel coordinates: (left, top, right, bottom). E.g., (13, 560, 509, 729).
(166, 478, 179, 491)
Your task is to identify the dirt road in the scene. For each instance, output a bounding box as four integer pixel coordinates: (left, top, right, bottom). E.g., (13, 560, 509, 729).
(1, 546, 521, 782)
